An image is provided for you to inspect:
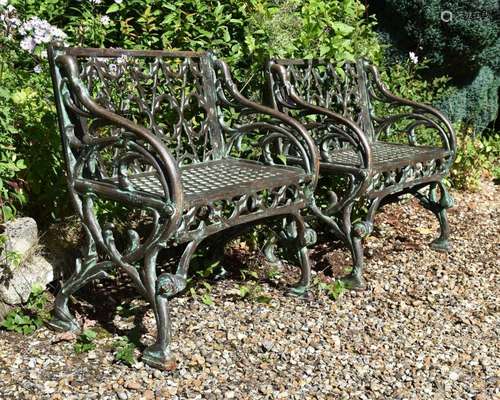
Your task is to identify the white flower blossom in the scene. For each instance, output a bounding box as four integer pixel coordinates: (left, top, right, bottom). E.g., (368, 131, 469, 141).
(0, 0, 8, 7)
(33, 65, 42, 74)
(116, 55, 128, 65)
(100, 15, 111, 26)
(18, 17, 66, 53)
(114, 0, 123, 4)
(409, 51, 419, 64)
(20, 36, 36, 52)
(89, 0, 102, 4)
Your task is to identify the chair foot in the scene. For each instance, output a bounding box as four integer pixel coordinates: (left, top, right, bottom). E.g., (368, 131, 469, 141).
(418, 182, 453, 253)
(341, 221, 372, 290)
(287, 283, 311, 298)
(430, 238, 450, 252)
(340, 272, 366, 290)
(46, 311, 80, 333)
(142, 344, 177, 371)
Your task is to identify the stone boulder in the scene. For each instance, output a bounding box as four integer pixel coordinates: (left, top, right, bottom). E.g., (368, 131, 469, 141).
(0, 217, 54, 321)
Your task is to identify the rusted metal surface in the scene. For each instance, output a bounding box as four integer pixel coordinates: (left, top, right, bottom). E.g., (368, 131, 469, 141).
(47, 42, 319, 369)
(265, 58, 456, 288)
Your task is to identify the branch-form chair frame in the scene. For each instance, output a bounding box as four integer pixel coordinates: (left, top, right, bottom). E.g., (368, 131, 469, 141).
(265, 58, 456, 288)
(47, 43, 319, 369)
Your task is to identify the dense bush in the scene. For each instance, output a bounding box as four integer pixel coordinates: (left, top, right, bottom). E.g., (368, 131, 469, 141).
(450, 132, 500, 191)
(368, 0, 499, 80)
(369, 0, 500, 134)
(437, 66, 500, 135)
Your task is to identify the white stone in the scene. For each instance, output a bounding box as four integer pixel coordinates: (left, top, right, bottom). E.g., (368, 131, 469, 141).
(1, 217, 38, 255)
(0, 255, 53, 305)
(0, 218, 54, 316)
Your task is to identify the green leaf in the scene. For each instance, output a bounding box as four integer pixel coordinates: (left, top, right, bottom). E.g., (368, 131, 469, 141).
(256, 295, 272, 304)
(106, 3, 120, 13)
(238, 285, 250, 298)
(331, 22, 355, 36)
(277, 154, 287, 165)
(201, 293, 214, 306)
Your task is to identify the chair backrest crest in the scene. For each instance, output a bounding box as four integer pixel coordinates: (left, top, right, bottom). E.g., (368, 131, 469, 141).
(49, 44, 225, 167)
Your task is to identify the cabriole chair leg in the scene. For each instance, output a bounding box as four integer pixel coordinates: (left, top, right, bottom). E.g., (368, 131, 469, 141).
(141, 248, 176, 370)
(287, 214, 314, 297)
(428, 181, 453, 252)
(47, 227, 113, 333)
(341, 221, 373, 290)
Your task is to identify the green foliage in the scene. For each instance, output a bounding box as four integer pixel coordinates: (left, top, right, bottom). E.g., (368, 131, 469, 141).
(0, 4, 66, 223)
(189, 282, 215, 306)
(0, 86, 27, 221)
(233, 281, 273, 304)
(450, 132, 500, 191)
(0, 233, 22, 275)
(113, 336, 137, 366)
(375, 59, 452, 146)
(437, 67, 500, 135)
(74, 329, 98, 353)
(315, 278, 346, 300)
(0, 284, 49, 334)
(371, 0, 500, 134)
(248, 0, 381, 63)
(370, 0, 500, 80)
(380, 60, 451, 106)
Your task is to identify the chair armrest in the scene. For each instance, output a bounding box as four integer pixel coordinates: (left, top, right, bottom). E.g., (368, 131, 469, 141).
(268, 62, 372, 176)
(363, 61, 457, 159)
(55, 54, 184, 215)
(214, 59, 320, 190)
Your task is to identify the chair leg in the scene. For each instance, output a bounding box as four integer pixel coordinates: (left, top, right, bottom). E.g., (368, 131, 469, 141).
(47, 227, 113, 332)
(286, 214, 314, 297)
(263, 228, 282, 265)
(142, 240, 199, 370)
(339, 201, 376, 290)
(427, 182, 453, 252)
(342, 221, 373, 290)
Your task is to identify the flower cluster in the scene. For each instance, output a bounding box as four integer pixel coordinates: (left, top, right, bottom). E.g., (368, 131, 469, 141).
(0, 4, 21, 36)
(1, 1, 67, 55)
(18, 16, 67, 53)
(409, 51, 419, 65)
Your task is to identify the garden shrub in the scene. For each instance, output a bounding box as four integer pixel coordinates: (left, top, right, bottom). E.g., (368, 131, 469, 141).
(369, 0, 500, 134)
(450, 132, 500, 192)
(436, 66, 500, 136)
(368, 0, 500, 80)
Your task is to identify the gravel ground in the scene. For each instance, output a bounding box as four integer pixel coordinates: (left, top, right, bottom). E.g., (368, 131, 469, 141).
(0, 181, 498, 400)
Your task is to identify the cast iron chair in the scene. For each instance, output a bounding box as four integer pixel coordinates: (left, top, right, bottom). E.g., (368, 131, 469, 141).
(265, 58, 456, 288)
(47, 43, 319, 369)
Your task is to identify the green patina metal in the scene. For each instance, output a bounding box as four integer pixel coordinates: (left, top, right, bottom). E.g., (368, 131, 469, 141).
(265, 58, 456, 288)
(47, 43, 320, 370)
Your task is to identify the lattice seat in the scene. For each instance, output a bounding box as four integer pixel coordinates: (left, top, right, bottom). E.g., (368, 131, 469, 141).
(121, 158, 305, 208)
(328, 142, 449, 170)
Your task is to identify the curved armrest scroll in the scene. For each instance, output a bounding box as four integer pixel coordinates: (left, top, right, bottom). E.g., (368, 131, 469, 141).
(268, 62, 373, 174)
(214, 59, 320, 189)
(55, 54, 184, 213)
(364, 62, 456, 158)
